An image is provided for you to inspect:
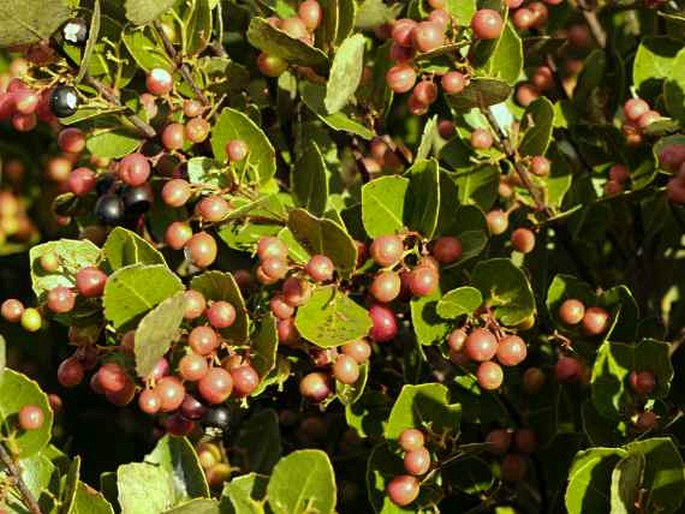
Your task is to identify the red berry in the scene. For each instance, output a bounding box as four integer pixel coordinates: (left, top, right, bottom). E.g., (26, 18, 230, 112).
(341, 339, 372, 363)
(476, 361, 504, 390)
(471, 9, 504, 39)
(76, 266, 107, 297)
(68, 167, 96, 196)
(226, 139, 249, 162)
(501, 454, 527, 482)
(333, 355, 360, 384)
(390, 42, 415, 63)
(413, 22, 445, 52)
(179, 394, 207, 420)
(179, 352, 209, 382)
(408, 265, 439, 297)
(184, 290, 206, 320)
(634, 411, 658, 431)
(305, 254, 335, 282)
(299, 371, 331, 402)
(370, 235, 404, 267)
(386, 64, 417, 94)
(629, 370, 656, 395)
(623, 98, 650, 122)
(511, 228, 536, 253)
(257, 53, 288, 77)
(57, 356, 85, 387)
(97, 362, 129, 394)
(470, 128, 494, 149)
(207, 301, 237, 330)
(412, 81, 438, 106)
(369, 304, 398, 342)
(18, 405, 44, 430)
(370, 271, 401, 303)
(282, 277, 312, 307)
(257, 236, 288, 261)
(231, 365, 260, 397)
(58, 128, 86, 154)
(277, 317, 300, 345)
(428, 9, 450, 27)
(197, 195, 230, 222)
(581, 306, 610, 336)
(13, 89, 39, 115)
(555, 356, 582, 383)
(528, 2, 549, 27)
(156, 376, 186, 412)
(515, 82, 540, 106)
(162, 123, 185, 150)
(658, 145, 685, 172)
(183, 99, 204, 118)
(485, 429, 512, 455)
(432, 236, 462, 264)
(465, 328, 498, 362)
(198, 367, 233, 404)
(46, 286, 75, 314)
(531, 66, 554, 92)
(523, 367, 546, 394)
(12, 112, 37, 132)
(186, 232, 218, 268)
(146, 68, 173, 96)
(530, 156, 551, 176)
(1, 298, 24, 322)
(298, 0, 322, 30)
(386, 475, 420, 507)
(166, 414, 195, 436)
(496, 335, 527, 366)
(118, 153, 150, 187)
(398, 428, 425, 451)
(404, 447, 431, 476)
(637, 110, 661, 129)
(185, 117, 210, 143)
(441, 71, 466, 95)
(165, 221, 193, 250)
(391, 19, 418, 47)
(270, 294, 295, 319)
(559, 299, 585, 325)
(138, 389, 162, 415)
(514, 428, 537, 454)
(161, 179, 192, 207)
(189, 325, 220, 356)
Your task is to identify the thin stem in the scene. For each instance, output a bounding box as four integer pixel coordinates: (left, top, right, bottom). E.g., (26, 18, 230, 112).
(154, 21, 209, 105)
(85, 75, 156, 138)
(0, 443, 42, 514)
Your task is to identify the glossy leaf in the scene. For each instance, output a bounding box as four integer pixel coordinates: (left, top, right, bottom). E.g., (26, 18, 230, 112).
(436, 287, 483, 319)
(103, 227, 165, 271)
(292, 141, 329, 217)
(385, 383, 461, 439)
(361, 176, 409, 238)
(324, 34, 365, 113)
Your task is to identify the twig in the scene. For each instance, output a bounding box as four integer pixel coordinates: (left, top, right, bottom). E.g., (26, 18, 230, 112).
(85, 75, 156, 138)
(577, 0, 608, 49)
(0, 443, 42, 514)
(154, 21, 209, 105)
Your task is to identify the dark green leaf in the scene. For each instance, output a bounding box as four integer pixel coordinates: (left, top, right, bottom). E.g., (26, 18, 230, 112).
(292, 141, 329, 217)
(0, 1, 71, 47)
(185, 0, 212, 56)
(124, 0, 175, 25)
(404, 158, 440, 239)
(250, 315, 278, 387)
(234, 410, 282, 474)
(480, 22, 523, 86)
(385, 383, 461, 439)
(519, 97, 555, 157)
(103, 227, 165, 271)
(75, 0, 101, 83)
(436, 287, 483, 319)
(446, 79, 511, 110)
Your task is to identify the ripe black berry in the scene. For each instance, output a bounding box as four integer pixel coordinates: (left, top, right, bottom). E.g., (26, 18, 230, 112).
(94, 193, 124, 225)
(121, 185, 153, 216)
(62, 18, 88, 46)
(202, 406, 230, 430)
(50, 86, 79, 118)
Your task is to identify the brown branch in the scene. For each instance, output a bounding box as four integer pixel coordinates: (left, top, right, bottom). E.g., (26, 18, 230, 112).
(85, 75, 156, 138)
(154, 21, 209, 105)
(0, 443, 42, 514)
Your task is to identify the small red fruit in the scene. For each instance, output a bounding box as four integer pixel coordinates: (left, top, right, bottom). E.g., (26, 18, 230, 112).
(471, 9, 504, 39)
(496, 335, 527, 366)
(369, 304, 398, 342)
(477, 361, 504, 390)
(386, 475, 420, 507)
(299, 371, 331, 402)
(18, 405, 44, 430)
(559, 299, 585, 325)
(146, 68, 173, 96)
(404, 447, 431, 476)
(465, 328, 498, 362)
(581, 306, 610, 336)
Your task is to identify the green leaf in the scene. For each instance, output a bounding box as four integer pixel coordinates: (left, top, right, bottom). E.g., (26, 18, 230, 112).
(190, 271, 250, 343)
(62, 456, 82, 514)
(162, 499, 219, 514)
(446, 78, 512, 111)
(122, 25, 173, 72)
(441, 455, 494, 495)
(518, 97, 555, 157)
(610, 453, 645, 514)
(211, 108, 276, 185)
(481, 22, 523, 86)
(623, 437, 685, 513)
(446, 0, 475, 24)
(565, 447, 627, 514)
(292, 141, 329, 217)
(335, 0, 356, 46)
(103, 264, 184, 331)
(0, 370, 53, 457)
(266, 450, 336, 514)
(0, 1, 71, 47)
(336, 362, 369, 406)
(124, 0, 175, 25)
(300, 82, 375, 139)
(573, 50, 606, 112)
(6, 453, 57, 513)
(220, 473, 268, 514)
(385, 383, 461, 440)
(472, 258, 536, 326)
(103, 227, 165, 271)
(361, 176, 409, 238)
(117, 463, 175, 514)
(187, 157, 231, 189)
(295, 285, 372, 348)
(185, 0, 212, 56)
(591, 339, 673, 421)
(415, 115, 441, 161)
(451, 165, 500, 211)
(234, 410, 282, 474)
(324, 34, 365, 113)
(404, 158, 440, 239)
(411, 287, 451, 345)
(144, 435, 210, 501)
(75, 0, 101, 83)
(633, 36, 681, 97)
(436, 287, 483, 319)
(0, 335, 5, 378)
(250, 315, 278, 387)
(72, 481, 115, 514)
(664, 48, 685, 125)
(86, 129, 143, 159)
(247, 18, 329, 74)
(287, 208, 358, 278)
(29, 239, 101, 301)
(355, 0, 401, 30)
(134, 292, 185, 378)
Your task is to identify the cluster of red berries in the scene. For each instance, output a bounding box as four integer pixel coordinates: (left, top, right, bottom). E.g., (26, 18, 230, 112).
(558, 298, 611, 336)
(508, 0, 561, 32)
(485, 427, 537, 482)
(360, 137, 410, 177)
(604, 164, 631, 197)
(628, 369, 659, 431)
(386, 428, 432, 507)
(448, 326, 528, 390)
(384, 6, 505, 116)
(661, 142, 685, 203)
(515, 65, 554, 107)
(486, 210, 537, 255)
(257, 0, 323, 78)
(622, 98, 662, 146)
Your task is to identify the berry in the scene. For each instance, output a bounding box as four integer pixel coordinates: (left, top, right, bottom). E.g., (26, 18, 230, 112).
(277, 317, 300, 345)
(62, 18, 89, 45)
(391, 19, 418, 47)
(408, 265, 439, 297)
(511, 228, 536, 254)
(162, 123, 185, 150)
(179, 352, 209, 382)
(522, 367, 546, 394)
(138, 389, 162, 415)
(531, 67, 554, 91)
(46, 286, 75, 314)
(487, 210, 509, 235)
(180, 394, 207, 420)
(369, 304, 398, 342)
(501, 454, 527, 482)
(386, 475, 420, 507)
(198, 367, 233, 404)
(629, 370, 656, 395)
(555, 356, 582, 383)
(146, 68, 173, 96)
(471, 9, 504, 39)
(94, 194, 124, 225)
(441, 72, 466, 95)
(18, 405, 44, 430)
(470, 128, 494, 150)
(69, 167, 96, 196)
(413, 22, 445, 52)
(637, 110, 661, 129)
(333, 355, 360, 384)
(390, 42, 415, 63)
(230, 365, 260, 397)
(184, 290, 206, 320)
(49, 86, 79, 118)
(122, 185, 153, 215)
(46, 156, 72, 182)
(432, 236, 462, 264)
(189, 326, 220, 356)
(97, 362, 129, 394)
(203, 406, 231, 429)
(486, 429, 512, 455)
(341, 339, 372, 363)
(412, 81, 438, 106)
(581, 306, 610, 336)
(156, 376, 186, 412)
(398, 429, 425, 451)
(386, 64, 417, 94)
(465, 328, 498, 362)
(370, 271, 401, 303)
(496, 335, 527, 366)
(658, 145, 685, 172)
(76, 266, 108, 297)
(257, 53, 288, 77)
(282, 277, 312, 307)
(299, 372, 331, 402)
(165, 414, 194, 436)
(207, 301, 237, 329)
(623, 98, 650, 122)
(370, 235, 404, 267)
(530, 156, 551, 176)
(559, 299, 585, 325)
(428, 9, 449, 27)
(57, 356, 84, 387)
(477, 361, 504, 390)
(186, 232, 218, 268)
(185, 117, 210, 143)
(281, 16, 308, 39)
(298, 0, 322, 30)
(404, 447, 431, 476)
(305, 255, 335, 282)
(21, 308, 42, 332)
(634, 411, 657, 431)
(198, 195, 230, 222)
(226, 139, 249, 162)
(12, 112, 37, 132)
(1, 299, 24, 322)
(58, 128, 86, 154)
(447, 328, 467, 352)
(257, 237, 288, 261)
(184, 99, 204, 118)
(270, 294, 295, 319)
(514, 428, 537, 454)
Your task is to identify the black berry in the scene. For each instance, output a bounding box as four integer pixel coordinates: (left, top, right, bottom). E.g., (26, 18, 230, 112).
(62, 18, 89, 46)
(202, 406, 230, 430)
(50, 86, 79, 118)
(95, 173, 116, 196)
(122, 185, 153, 216)
(94, 194, 124, 225)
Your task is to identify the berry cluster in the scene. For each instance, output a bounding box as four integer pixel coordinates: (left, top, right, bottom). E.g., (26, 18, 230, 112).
(622, 97, 663, 146)
(386, 428, 432, 507)
(485, 427, 537, 482)
(662, 142, 685, 203)
(558, 298, 611, 336)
